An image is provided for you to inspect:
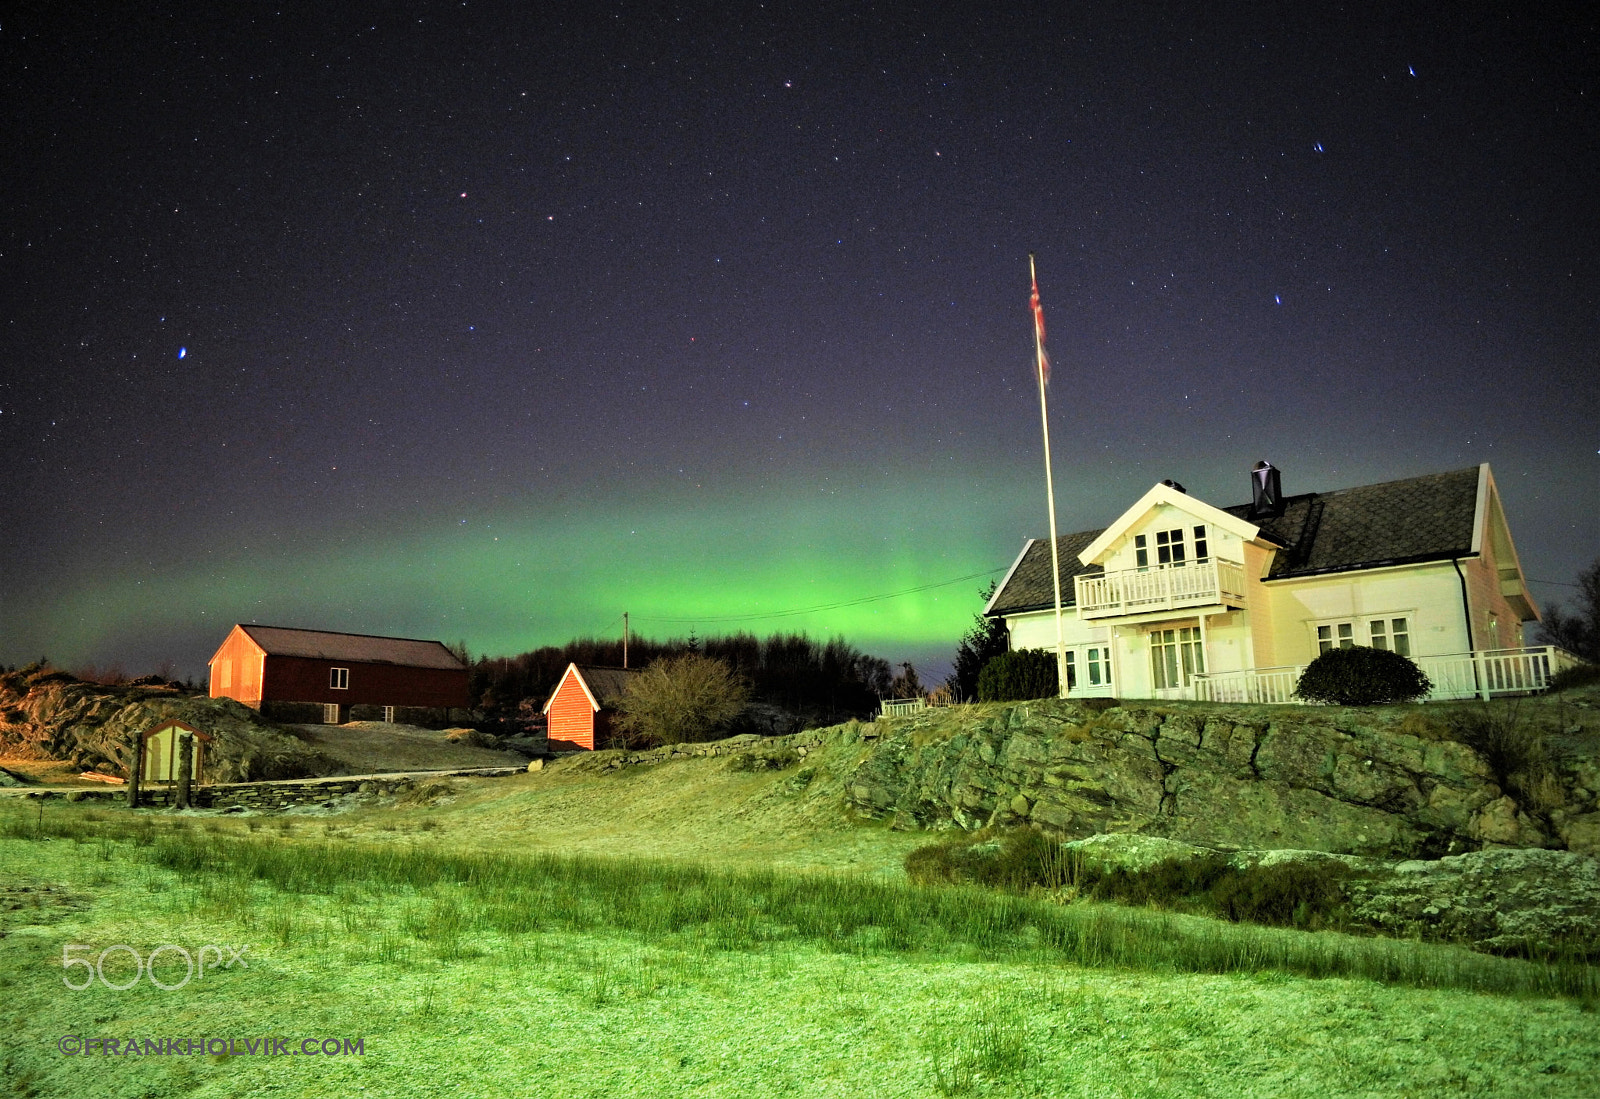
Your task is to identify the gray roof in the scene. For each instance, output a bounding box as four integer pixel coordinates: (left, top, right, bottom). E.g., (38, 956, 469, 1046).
(986, 529, 1106, 615)
(1223, 466, 1480, 579)
(988, 466, 1481, 616)
(237, 625, 466, 670)
(575, 665, 638, 706)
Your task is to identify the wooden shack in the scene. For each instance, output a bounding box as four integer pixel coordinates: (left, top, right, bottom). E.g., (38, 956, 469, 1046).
(542, 664, 636, 750)
(208, 624, 470, 724)
(140, 719, 210, 783)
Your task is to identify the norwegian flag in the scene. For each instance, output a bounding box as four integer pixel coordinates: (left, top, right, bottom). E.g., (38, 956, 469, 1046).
(1030, 271, 1050, 387)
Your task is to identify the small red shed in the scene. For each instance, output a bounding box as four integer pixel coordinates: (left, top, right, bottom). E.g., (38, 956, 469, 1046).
(542, 664, 637, 750)
(208, 624, 470, 724)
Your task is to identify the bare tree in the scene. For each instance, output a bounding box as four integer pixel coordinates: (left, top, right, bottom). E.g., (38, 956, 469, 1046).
(1538, 556, 1600, 662)
(616, 653, 750, 746)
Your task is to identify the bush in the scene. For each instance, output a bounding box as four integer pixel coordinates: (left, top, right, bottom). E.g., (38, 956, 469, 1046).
(615, 654, 750, 746)
(976, 649, 1059, 702)
(1550, 663, 1600, 692)
(1293, 646, 1431, 705)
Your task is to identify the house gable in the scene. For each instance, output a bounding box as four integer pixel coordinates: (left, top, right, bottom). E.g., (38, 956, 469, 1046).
(1078, 483, 1264, 570)
(543, 663, 601, 715)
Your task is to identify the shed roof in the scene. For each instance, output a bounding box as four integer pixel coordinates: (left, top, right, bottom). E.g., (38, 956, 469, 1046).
(543, 663, 638, 714)
(575, 665, 637, 706)
(229, 625, 466, 670)
(988, 466, 1483, 616)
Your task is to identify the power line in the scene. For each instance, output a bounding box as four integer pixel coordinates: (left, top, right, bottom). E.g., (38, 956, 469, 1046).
(1526, 578, 1579, 588)
(631, 567, 1007, 625)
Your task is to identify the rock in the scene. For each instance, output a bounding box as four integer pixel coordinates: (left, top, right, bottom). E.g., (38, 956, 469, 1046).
(1347, 848, 1600, 955)
(0, 669, 336, 783)
(842, 697, 1562, 858)
(526, 759, 544, 773)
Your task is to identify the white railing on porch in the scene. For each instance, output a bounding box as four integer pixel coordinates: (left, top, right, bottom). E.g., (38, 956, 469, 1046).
(879, 697, 928, 718)
(1189, 645, 1584, 704)
(1075, 557, 1248, 620)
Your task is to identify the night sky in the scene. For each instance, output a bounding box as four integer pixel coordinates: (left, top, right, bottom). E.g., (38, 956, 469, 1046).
(3, 1, 1596, 683)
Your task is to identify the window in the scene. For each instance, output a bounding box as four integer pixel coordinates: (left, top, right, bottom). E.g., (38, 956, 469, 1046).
(323, 703, 341, 724)
(1192, 525, 1208, 562)
(1368, 617, 1411, 657)
(1086, 647, 1112, 686)
(1316, 623, 1355, 653)
(1064, 651, 1077, 690)
(1155, 528, 1187, 566)
(329, 667, 349, 690)
(1321, 617, 1410, 657)
(1134, 534, 1149, 569)
(382, 705, 395, 723)
(1151, 627, 1204, 689)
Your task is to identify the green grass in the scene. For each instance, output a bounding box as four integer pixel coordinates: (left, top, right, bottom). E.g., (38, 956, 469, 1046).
(3, 800, 1599, 1097)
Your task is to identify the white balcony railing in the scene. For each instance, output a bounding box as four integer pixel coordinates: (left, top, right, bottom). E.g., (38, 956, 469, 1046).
(1075, 557, 1248, 620)
(1189, 645, 1584, 704)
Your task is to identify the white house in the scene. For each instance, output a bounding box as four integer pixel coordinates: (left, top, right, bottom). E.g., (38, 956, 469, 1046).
(985, 462, 1574, 702)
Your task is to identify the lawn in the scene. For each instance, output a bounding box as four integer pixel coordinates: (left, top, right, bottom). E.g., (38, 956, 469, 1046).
(2, 799, 1596, 1099)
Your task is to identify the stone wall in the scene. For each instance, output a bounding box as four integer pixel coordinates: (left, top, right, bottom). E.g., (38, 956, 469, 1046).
(14, 767, 525, 811)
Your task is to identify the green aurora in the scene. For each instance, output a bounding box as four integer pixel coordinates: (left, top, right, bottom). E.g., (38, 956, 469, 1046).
(22, 467, 1053, 676)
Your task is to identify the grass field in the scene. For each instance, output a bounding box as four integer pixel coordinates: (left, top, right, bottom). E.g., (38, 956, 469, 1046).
(3, 751, 1597, 1098)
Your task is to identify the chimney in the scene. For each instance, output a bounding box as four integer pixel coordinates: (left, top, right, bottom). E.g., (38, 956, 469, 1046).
(1160, 479, 1187, 494)
(1250, 460, 1283, 518)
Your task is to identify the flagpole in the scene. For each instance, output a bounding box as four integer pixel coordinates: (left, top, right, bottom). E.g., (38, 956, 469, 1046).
(1030, 253, 1069, 699)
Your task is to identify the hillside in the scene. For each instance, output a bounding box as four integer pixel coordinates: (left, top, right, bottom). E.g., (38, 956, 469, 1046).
(0, 666, 337, 782)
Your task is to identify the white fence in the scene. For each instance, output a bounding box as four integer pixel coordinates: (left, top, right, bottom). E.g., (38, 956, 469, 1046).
(878, 697, 928, 718)
(1189, 645, 1583, 704)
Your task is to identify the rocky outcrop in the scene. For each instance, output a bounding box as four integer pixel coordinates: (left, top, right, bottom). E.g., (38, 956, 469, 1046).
(0, 668, 337, 782)
(954, 832, 1599, 956)
(845, 696, 1595, 858)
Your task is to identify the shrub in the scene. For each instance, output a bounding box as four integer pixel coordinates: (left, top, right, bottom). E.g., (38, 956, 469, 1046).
(1293, 646, 1431, 705)
(615, 654, 750, 746)
(976, 649, 1058, 702)
(1550, 663, 1600, 692)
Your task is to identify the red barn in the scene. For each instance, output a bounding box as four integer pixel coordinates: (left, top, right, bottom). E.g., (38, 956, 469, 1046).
(208, 624, 470, 725)
(542, 664, 636, 750)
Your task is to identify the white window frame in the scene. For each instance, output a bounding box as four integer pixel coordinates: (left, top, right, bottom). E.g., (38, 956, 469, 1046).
(382, 705, 396, 723)
(1150, 626, 1204, 689)
(329, 667, 349, 690)
(1315, 615, 1412, 657)
(323, 703, 341, 724)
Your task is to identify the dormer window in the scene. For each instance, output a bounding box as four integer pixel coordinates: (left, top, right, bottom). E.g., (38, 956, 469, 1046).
(1156, 529, 1186, 566)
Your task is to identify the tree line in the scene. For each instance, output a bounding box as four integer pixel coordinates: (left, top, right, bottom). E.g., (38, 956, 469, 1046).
(467, 632, 897, 724)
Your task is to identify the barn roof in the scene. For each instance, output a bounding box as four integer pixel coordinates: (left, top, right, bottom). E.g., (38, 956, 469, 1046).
(988, 466, 1484, 616)
(229, 625, 466, 670)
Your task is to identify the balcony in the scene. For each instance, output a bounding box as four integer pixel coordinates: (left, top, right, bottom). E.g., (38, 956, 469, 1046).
(1074, 557, 1248, 621)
